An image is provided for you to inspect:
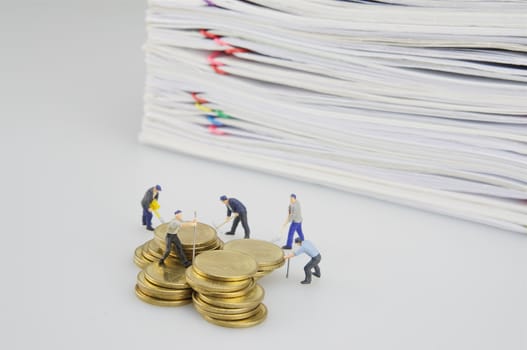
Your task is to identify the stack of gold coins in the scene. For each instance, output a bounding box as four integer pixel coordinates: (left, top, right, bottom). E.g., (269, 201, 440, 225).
(186, 250, 268, 328)
(223, 239, 285, 279)
(133, 242, 150, 269)
(133, 222, 223, 268)
(135, 260, 193, 306)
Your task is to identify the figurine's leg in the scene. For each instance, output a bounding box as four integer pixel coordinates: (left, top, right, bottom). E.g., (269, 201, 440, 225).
(146, 210, 154, 230)
(142, 208, 148, 226)
(296, 222, 305, 241)
(159, 235, 173, 262)
(286, 223, 296, 247)
(312, 255, 321, 277)
(173, 234, 191, 267)
(230, 215, 240, 234)
(303, 259, 314, 283)
(240, 212, 250, 238)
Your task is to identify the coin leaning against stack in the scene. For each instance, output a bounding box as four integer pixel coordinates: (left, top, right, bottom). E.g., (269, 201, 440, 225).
(186, 250, 268, 328)
(223, 239, 285, 279)
(133, 222, 224, 268)
(135, 260, 193, 306)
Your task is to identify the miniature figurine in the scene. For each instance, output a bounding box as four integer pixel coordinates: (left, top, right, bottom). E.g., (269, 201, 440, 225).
(159, 210, 196, 267)
(141, 185, 162, 231)
(281, 193, 304, 249)
(284, 238, 321, 285)
(218, 195, 250, 239)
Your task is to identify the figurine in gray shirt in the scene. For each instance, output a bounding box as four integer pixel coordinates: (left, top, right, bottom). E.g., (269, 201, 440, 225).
(281, 194, 305, 249)
(159, 210, 196, 267)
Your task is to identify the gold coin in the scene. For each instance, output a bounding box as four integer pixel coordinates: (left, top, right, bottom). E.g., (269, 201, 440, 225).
(149, 240, 203, 260)
(154, 223, 218, 248)
(179, 223, 219, 247)
(145, 239, 164, 258)
(141, 241, 159, 261)
(180, 242, 222, 258)
(153, 230, 222, 261)
(223, 239, 285, 268)
(193, 250, 258, 282)
(185, 238, 223, 252)
(135, 285, 191, 307)
(134, 243, 146, 259)
(143, 261, 190, 289)
(153, 223, 169, 241)
(258, 259, 286, 271)
(254, 271, 267, 279)
(151, 256, 187, 267)
(137, 271, 192, 300)
(201, 304, 268, 328)
(134, 256, 150, 269)
(191, 278, 256, 298)
(192, 292, 259, 315)
(148, 237, 164, 251)
(134, 244, 150, 268)
(136, 282, 192, 301)
(198, 284, 264, 309)
(185, 267, 252, 293)
(194, 302, 262, 321)
(149, 245, 184, 261)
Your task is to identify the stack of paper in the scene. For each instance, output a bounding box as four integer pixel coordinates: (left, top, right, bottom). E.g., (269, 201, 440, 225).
(140, 0, 527, 233)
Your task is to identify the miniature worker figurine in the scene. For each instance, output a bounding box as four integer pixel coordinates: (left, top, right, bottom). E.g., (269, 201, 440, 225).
(284, 238, 321, 285)
(141, 184, 162, 231)
(281, 193, 304, 249)
(219, 195, 250, 239)
(159, 210, 196, 267)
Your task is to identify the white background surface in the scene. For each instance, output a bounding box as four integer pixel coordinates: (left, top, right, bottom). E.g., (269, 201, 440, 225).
(1, 1, 526, 349)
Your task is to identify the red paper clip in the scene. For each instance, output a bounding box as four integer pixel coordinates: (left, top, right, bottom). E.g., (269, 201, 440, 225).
(191, 92, 208, 104)
(207, 51, 224, 66)
(225, 47, 247, 55)
(208, 125, 226, 135)
(200, 29, 249, 75)
(200, 29, 217, 39)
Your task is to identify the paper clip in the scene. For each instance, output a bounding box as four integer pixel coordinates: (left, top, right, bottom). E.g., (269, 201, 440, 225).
(200, 29, 249, 75)
(207, 51, 224, 66)
(213, 37, 229, 47)
(207, 51, 227, 74)
(200, 29, 217, 39)
(225, 47, 248, 55)
(208, 125, 227, 135)
(207, 115, 224, 126)
(195, 102, 213, 113)
(191, 92, 233, 130)
(214, 109, 232, 119)
(191, 92, 208, 104)
(200, 29, 248, 55)
(212, 65, 227, 75)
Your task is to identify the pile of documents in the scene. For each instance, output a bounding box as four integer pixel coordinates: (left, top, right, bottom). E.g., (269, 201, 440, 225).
(140, 0, 527, 233)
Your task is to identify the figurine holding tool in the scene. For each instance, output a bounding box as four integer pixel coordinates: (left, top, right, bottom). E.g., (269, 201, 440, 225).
(159, 210, 196, 267)
(217, 195, 250, 239)
(284, 238, 321, 285)
(141, 184, 162, 231)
